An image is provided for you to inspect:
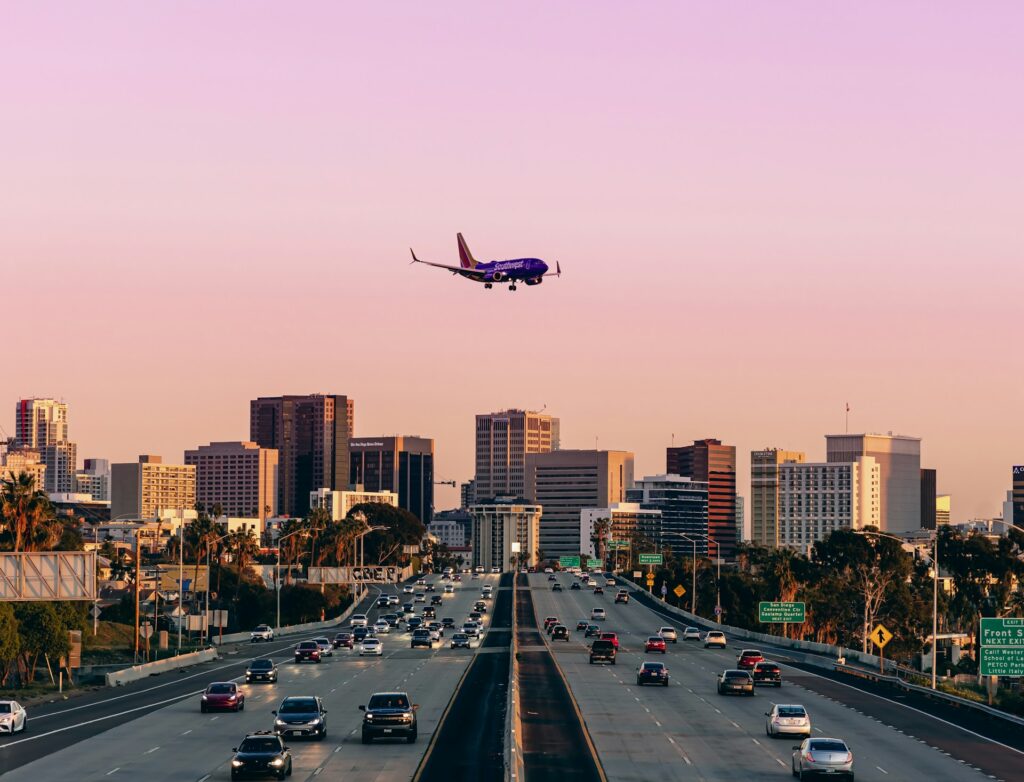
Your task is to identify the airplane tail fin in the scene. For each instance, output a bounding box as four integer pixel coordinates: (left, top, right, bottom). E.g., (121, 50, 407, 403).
(555, 261, 561, 277)
(457, 233, 478, 269)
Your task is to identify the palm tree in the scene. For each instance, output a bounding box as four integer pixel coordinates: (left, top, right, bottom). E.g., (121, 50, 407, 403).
(1, 472, 43, 552)
(591, 517, 611, 565)
(187, 514, 220, 598)
(229, 528, 261, 602)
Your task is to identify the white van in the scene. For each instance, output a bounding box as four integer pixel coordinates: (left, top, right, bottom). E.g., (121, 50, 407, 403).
(590, 608, 606, 621)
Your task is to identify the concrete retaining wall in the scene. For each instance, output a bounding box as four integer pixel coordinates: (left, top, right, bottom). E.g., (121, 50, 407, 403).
(106, 648, 219, 686)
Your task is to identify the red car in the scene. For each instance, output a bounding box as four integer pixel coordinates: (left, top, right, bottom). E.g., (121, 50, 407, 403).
(543, 617, 560, 630)
(599, 631, 619, 649)
(644, 635, 667, 654)
(201, 682, 244, 712)
(736, 649, 764, 670)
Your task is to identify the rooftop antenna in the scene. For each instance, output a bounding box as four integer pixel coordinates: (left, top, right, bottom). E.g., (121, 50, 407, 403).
(845, 402, 850, 434)
(671, 432, 675, 447)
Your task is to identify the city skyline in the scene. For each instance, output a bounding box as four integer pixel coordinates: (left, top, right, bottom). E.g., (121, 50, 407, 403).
(4, 3, 1022, 522)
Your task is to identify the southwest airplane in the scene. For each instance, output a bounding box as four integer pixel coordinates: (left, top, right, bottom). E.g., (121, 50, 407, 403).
(410, 233, 560, 290)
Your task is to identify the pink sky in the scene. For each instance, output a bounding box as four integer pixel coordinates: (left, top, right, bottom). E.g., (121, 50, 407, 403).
(2, 2, 1022, 520)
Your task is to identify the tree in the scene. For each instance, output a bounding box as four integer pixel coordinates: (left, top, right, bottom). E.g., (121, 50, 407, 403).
(229, 528, 261, 602)
(1, 472, 57, 552)
(347, 504, 426, 565)
(591, 517, 611, 565)
(186, 514, 222, 599)
(14, 602, 70, 684)
(0, 604, 20, 686)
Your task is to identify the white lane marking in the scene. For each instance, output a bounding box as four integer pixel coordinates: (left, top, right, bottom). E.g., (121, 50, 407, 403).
(209, 716, 219, 721)
(654, 720, 662, 727)
(144, 746, 160, 754)
(198, 776, 210, 782)
(877, 766, 889, 774)
(334, 746, 342, 753)
(181, 729, 192, 735)
(730, 720, 741, 729)
(776, 758, 787, 767)
(106, 770, 119, 776)
(752, 738, 761, 746)
(313, 768, 323, 776)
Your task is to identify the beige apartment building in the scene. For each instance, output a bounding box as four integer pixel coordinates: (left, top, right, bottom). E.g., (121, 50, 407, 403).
(185, 441, 278, 524)
(750, 449, 806, 547)
(475, 409, 560, 501)
(1, 448, 47, 489)
(111, 455, 196, 520)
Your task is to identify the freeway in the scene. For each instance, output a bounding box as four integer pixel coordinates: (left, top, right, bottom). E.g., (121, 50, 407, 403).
(528, 571, 1021, 782)
(0, 572, 501, 781)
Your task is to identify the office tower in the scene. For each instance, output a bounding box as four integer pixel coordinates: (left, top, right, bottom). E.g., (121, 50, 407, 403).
(667, 439, 737, 558)
(778, 457, 880, 554)
(14, 398, 77, 493)
(184, 441, 279, 524)
(1014, 466, 1024, 528)
(309, 487, 398, 521)
(349, 436, 434, 523)
(627, 475, 709, 556)
(936, 495, 951, 526)
(460, 480, 476, 510)
(474, 409, 559, 500)
(1, 448, 47, 489)
(75, 458, 111, 501)
(526, 449, 633, 558)
(826, 433, 920, 534)
(751, 449, 806, 548)
(111, 455, 196, 520)
(736, 496, 745, 543)
(250, 394, 354, 517)
(580, 503, 662, 559)
(469, 498, 542, 570)
(920, 468, 938, 530)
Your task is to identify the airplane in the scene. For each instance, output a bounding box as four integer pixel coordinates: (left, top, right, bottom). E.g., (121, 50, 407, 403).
(410, 233, 560, 291)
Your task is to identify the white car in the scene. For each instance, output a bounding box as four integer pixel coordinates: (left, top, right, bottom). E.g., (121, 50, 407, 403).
(373, 620, 391, 634)
(359, 638, 384, 656)
(605, 578, 616, 587)
(402, 584, 415, 594)
(462, 622, 481, 638)
(766, 703, 811, 738)
(312, 637, 334, 656)
(491, 566, 500, 573)
(682, 627, 701, 641)
(704, 631, 727, 648)
(591, 608, 606, 621)
(658, 626, 678, 643)
(387, 594, 400, 606)
(444, 584, 454, 594)
(250, 624, 274, 642)
(0, 700, 27, 734)
(350, 614, 368, 628)
(416, 579, 427, 586)
(544, 567, 554, 574)
(414, 593, 426, 603)
(475, 566, 485, 573)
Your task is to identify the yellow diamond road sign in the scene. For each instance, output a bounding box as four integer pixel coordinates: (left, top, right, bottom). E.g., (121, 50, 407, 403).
(869, 623, 893, 649)
(646, 574, 655, 584)
(673, 585, 685, 598)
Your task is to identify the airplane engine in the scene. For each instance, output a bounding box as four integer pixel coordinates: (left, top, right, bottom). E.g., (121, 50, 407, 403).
(490, 271, 505, 283)
(525, 277, 542, 286)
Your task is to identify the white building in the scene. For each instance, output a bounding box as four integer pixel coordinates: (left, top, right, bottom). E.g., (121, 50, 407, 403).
(778, 457, 880, 554)
(826, 433, 920, 534)
(75, 458, 111, 501)
(428, 512, 472, 549)
(469, 498, 542, 570)
(309, 487, 398, 521)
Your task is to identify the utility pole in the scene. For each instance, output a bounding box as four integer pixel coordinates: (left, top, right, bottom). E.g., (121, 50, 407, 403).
(133, 535, 141, 663)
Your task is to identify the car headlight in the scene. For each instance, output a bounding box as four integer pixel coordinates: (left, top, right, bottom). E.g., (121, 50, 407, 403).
(308, 717, 321, 725)
(245, 670, 252, 676)
(275, 719, 287, 727)
(201, 696, 208, 701)
(401, 713, 413, 722)
(365, 714, 374, 721)
(270, 758, 284, 766)
(232, 760, 244, 767)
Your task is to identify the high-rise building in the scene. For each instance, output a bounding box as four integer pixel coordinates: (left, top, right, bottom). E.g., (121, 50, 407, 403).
(474, 409, 559, 501)
(667, 439, 737, 558)
(920, 468, 938, 530)
(526, 449, 633, 558)
(627, 475, 709, 556)
(14, 398, 77, 493)
(751, 449, 806, 548)
(309, 487, 398, 521)
(460, 480, 476, 510)
(250, 394, 354, 517)
(778, 457, 880, 554)
(735, 495, 745, 543)
(936, 495, 951, 526)
(185, 442, 279, 524)
(580, 503, 662, 560)
(469, 498, 542, 570)
(75, 458, 111, 501)
(349, 436, 434, 523)
(1013, 466, 1024, 528)
(111, 455, 196, 520)
(0, 447, 47, 489)
(826, 433, 921, 534)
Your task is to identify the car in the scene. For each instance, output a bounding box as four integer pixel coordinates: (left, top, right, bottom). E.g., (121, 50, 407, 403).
(614, 590, 629, 604)
(353, 626, 376, 643)
(388, 594, 400, 606)
(479, 591, 491, 601)
(584, 624, 601, 637)
(765, 703, 811, 738)
(431, 595, 443, 605)
(474, 601, 488, 613)
(427, 621, 445, 637)
(350, 614, 368, 628)
(482, 584, 493, 593)
(382, 613, 400, 628)
(411, 629, 433, 648)
(441, 616, 456, 628)
(737, 649, 765, 670)
(598, 631, 619, 649)
(360, 638, 384, 656)
(636, 661, 669, 686)
(245, 658, 279, 683)
(416, 579, 427, 587)
(656, 626, 678, 643)
(543, 616, 559, 630)
(475, 566, 485, 573)
(491, 566, 500, 573)
(424, 583, 435, 592)
(414, 593, 426, 603)
(444, 584, 454, 594)
(552, 583, 563, 592)
(717, 669, 754, 696)
(230, 731, 292, 780)
(570, 582, 581, 590)
(544, 567, 554, 574)
(605, 578, 616, 587)
(250, 624, 274, 643)
(360, 691, 418, 744)
(312, 637, 334, 656)
(551, 625, 570, 641)
(547, 574, 557, 581)
(704, 631, 727, 648)
(403, 584, 415, 594)
(471, 572, 480, 580)
(376, 596, 390, 609)
(593, 586, 604, 595)
(422, 606, 437, 619)
(294, 641, 321, 664)
(591, 608, 606, 620)
(273, 696, 327, 740)
(451, 632, 471, 649)
(402, 602, 415, 614)
(791, 737, 854, 780)
(576, 620, 590, 631)
(373, 620, 391, 634)
(681, 627, 700, 641)
(753, 661, 782, 687)
(201, 682, 245, 712)
(589, 639, 617, 664)
(645, 636, 667, 654)
(468, 611, 482, 623)
(453, 574, 462, 582)
(332, 631, 354, 650)
(0, 700, 27, 734)
(406, 616, 423, 631)
(462, 622, 481, 638)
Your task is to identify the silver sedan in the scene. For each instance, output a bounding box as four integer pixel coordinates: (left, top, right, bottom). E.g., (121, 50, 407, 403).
(791, 737, 854, 780)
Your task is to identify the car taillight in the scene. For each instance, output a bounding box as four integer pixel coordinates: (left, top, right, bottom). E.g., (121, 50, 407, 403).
(845, 752, 853, 763)
(803, 752, 815, 763)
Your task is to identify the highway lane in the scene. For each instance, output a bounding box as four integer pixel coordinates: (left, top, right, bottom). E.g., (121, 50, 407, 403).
(1, 573, 501, 781)
(529, 572, 1001, 782)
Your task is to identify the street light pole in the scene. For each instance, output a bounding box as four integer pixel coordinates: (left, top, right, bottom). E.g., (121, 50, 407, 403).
(205, 531, 229, 645)
(276, 527, 305, 634)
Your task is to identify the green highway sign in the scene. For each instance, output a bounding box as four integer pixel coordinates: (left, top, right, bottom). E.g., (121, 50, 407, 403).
(758, 602, 806, 624)
(607, 540, 628, 550)
(586, 558, 602, 569)
(638, 553, 663, 565)
(980, 617, 1024, 676)
(558, 556, 581, 568)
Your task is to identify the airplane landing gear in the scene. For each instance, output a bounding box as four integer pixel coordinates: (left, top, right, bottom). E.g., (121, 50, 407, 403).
(509, 284, 517, 291)
(484, 283, 492, 289)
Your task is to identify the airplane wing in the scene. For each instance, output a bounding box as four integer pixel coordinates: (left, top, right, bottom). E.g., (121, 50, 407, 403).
(410, 249, 487, 279)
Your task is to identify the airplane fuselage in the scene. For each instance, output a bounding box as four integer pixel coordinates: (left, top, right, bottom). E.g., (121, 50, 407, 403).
(461, 258, 549, 285)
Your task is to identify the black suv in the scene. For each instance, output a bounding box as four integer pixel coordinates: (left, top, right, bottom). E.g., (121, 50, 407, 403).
(430, 595, 443, 605)
(360, 691, 418, 744)
(422, 606, 437, 619)
(273, 696, 327, 740)
(230, 731, 292, 780)
(245, 658, 278, 684)
(589, 639, 617, 665)
(752, 661, 782, 687)
(551, 625, 569, 641)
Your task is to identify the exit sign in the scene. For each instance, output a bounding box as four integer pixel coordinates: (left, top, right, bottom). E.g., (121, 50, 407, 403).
(638, 553, 663, 565)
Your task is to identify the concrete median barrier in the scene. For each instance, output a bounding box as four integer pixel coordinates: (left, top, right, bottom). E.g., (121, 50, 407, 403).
(106, 648, 219, 686)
